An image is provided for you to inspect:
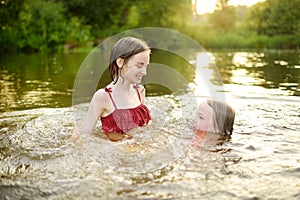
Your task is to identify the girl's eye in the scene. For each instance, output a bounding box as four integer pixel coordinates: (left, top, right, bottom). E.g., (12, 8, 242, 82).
(136, 64, 148, 68)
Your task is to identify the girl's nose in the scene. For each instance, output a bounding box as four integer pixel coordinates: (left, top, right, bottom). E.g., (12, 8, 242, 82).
(141, 66, 147, 75)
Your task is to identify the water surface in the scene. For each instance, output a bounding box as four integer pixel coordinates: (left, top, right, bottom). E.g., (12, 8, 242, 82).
(0, 50, 299, 111)
(0, 50, 299, 199)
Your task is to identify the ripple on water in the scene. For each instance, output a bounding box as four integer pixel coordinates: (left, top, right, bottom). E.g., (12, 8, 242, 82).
(0, 95, 300, 199)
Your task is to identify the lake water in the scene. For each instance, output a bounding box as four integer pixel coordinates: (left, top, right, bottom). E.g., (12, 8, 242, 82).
(0, 50, 299, 199)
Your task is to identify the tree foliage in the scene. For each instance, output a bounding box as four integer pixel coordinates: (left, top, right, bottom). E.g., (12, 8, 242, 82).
(18, 0, 69, 51)
(133, 0, 191, 28)
(215, 0, 229, 10)
(0, 0, 299, 53)
(61, 0, 133, 37)
(0, 0, 24, 51)
(0, 0, 191, 52)
(209, 0, 236, 31)
(247, 0, 300, 36)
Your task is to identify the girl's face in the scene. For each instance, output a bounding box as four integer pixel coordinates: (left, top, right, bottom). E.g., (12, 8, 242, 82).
(122, 50, 150, 84)
(194, 101, 215, 132)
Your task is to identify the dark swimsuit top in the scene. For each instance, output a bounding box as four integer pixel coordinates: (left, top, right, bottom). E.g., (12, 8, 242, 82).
(100, 85, 151, 133)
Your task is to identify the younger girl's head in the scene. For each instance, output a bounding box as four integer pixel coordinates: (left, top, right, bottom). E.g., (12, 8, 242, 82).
(194, 99, 235, 135)
(109, 37, 150, 84)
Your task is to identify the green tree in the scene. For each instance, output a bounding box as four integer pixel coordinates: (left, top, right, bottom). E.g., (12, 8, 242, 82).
(0, 0, 25, 52)
(18, 0, 68, 51)
(209, 0, 236, 31)
(1, 0, 92, 52)
(0, 0, 193, 53)
(134, 0, 191, 28)
(62, 0, 132, 38)
(62, 0, 191, 39)
(247, 0, 300, 36)
(215, 0, 229, 10)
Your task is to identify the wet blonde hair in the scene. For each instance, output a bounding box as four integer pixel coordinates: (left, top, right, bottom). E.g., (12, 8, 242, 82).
(206, 99, 235, 135)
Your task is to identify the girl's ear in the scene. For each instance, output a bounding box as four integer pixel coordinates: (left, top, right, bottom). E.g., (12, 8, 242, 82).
(116, 58, 124, 68)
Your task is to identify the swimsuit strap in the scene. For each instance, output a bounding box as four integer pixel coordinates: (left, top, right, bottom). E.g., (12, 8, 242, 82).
(134, 84, 142, 103)
(104, 87, 117, 109)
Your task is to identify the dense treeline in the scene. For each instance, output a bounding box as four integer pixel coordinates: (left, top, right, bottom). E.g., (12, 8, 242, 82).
(0, 0, 299, 53)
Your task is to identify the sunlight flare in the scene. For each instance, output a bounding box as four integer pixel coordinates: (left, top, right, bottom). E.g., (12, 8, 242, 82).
(193, 0, 266, 15)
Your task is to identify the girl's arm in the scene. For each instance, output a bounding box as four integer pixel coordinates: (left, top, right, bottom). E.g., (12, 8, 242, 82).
(71, 90, 106, 140)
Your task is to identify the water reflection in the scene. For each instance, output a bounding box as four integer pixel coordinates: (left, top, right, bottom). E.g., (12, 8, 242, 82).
(192, 52, 226, 99)
(0, 53, 86, 111)
(0, 50, 299, 112)
(145, 49, 196, 95)
(0, 48, 299, 199)
(212, 50, 300, 96)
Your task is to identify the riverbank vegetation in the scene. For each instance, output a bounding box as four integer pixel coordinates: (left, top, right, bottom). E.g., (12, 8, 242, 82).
(1, 0, 299, 53)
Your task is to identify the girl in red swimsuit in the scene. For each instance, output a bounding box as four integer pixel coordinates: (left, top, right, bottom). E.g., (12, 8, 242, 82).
(72, 37, 151, 141)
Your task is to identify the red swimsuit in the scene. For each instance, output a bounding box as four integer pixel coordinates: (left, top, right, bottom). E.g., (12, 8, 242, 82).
(100, 85, 151, 133)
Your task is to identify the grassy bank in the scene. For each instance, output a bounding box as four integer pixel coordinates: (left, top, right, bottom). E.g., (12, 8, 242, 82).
(67, 27, 300, 53)
(181, 24, 300, 50)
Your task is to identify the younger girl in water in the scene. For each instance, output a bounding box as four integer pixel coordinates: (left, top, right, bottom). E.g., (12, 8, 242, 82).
(72, 37, 151, 141)
(193, 99, 235, 143)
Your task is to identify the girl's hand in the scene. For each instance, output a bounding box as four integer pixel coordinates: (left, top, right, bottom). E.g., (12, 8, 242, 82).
(105, 132, 132, 142)
(70, 127, 81, 143)
(70, 122, 83, 143)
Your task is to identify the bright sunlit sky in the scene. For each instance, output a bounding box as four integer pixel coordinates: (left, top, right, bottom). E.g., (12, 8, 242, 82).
(194, 0, 265, 15)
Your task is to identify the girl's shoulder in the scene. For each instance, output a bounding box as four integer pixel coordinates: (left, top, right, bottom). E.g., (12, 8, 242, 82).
(93, 88, 110, 102)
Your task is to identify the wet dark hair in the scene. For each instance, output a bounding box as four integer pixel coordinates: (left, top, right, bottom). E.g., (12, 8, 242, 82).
(109, 37, 150, 84)
(207, 99, 235, 135)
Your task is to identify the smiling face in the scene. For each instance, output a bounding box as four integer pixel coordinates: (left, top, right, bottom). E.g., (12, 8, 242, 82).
(194, 101, 215, 132)
(121, 50, 150, 84)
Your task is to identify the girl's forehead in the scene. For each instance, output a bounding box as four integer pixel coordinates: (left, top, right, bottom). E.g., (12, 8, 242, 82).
(199, 102, 213, 114)
(130, 51, 150, 61)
